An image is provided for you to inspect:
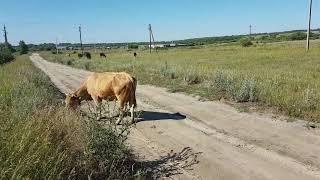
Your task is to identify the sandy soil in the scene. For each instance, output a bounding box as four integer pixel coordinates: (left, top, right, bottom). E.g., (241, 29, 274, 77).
(30, 53, 320, 180)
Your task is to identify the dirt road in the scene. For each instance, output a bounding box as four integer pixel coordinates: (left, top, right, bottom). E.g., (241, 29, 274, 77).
(30, 53, 320, 180)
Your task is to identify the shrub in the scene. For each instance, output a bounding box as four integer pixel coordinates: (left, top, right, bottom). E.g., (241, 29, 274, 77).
(240, 38, 253, 47)
(78, 53, 83, 58)
(212, 71, 236, 98)
(0, 49, 14, 65)
(183, 70, 202, 85)
(83, 62, 90, 70)
(236, 78, 258, 102)
(19, 40, 29, 55)
(160, 63, 177, 79)
(66, 59, 73, 65)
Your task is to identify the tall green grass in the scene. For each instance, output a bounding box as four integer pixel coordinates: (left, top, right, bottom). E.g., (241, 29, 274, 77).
(41, 40, 320, 122)
(0, 56, 137, 179)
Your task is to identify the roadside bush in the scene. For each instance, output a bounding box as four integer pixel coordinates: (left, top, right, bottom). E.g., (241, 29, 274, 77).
(66, 59, 73, 65)
(212, 71, 236, 98)
(236, 78, 258, 102)
(160, 63, 177, 79)
(183, 70, 202, 85)
(240, 38, 253, 47)
(83, 62, 90, 70)
(0, 49, 14, 65)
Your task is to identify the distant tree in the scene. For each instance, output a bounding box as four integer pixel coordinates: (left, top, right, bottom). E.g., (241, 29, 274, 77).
(288, 32, 306, 41)
(19, 41, 29, 54)
(128, 44, 139, 49)
(239, 38, 253, 47)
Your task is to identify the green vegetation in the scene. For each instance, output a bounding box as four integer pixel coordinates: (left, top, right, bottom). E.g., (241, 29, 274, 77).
(29, 29, 320, 51)
(19, 40, 29, 55)
(0, 56, 139, 179)
(128, 44, 139, 49)
(239, 38, 253, 47)
(41, 40, 320, 122)
(0, 48, 14, 65)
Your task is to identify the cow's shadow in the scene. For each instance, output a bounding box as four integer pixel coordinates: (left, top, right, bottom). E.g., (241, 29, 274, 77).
(137, 110, 186, 122)
(135, 147, 202, 179)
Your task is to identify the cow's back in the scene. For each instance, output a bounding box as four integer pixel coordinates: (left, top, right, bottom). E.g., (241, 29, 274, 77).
(86, 72, 134, 99)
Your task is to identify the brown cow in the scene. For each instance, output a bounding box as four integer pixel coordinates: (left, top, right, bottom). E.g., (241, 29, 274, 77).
(65, 72, 137, 124)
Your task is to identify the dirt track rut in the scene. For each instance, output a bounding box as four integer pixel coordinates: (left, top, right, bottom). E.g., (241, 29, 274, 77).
(30, 53, 320, 180)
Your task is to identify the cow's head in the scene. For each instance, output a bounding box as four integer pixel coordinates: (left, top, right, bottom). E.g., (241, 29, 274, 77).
(65, 93, 81, 109)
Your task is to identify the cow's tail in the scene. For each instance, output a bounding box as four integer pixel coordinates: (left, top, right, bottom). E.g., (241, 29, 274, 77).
(128, 76, 137, 108)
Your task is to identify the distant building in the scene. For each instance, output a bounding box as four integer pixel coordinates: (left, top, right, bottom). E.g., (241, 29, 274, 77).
(148, 44, 165, 49)
(57, 46, 67, 50)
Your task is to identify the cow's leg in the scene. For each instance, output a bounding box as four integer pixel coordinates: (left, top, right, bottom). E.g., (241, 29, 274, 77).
(130, 104, 135, 124)
(92, 96, 102, 120)
(116, 100, 125, 125)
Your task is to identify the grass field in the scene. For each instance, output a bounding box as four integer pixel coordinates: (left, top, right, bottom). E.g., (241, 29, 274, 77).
(0, 55, 140, 179)
(41, 40, 320, 122)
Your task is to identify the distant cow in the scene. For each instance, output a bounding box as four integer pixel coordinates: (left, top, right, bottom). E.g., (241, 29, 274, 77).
(100, 53, 107, 58)
(84, 52, 91, 59)
(133, 52, 137, 58)
(65, 72, 137, 124)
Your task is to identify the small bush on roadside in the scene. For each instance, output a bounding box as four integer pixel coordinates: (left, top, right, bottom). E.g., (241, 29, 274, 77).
(160, 63, 177, 79)
(0, 49, 14, 65)
(236, 78, 258, 102)
(66, 59, 73, 65)
(183, 70, 202, 85)
(212, 71, 236, 98)
(84, 62, 90, 70)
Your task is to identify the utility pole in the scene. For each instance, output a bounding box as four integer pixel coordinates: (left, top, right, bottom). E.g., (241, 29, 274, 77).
(148, 24, 152, 53)
(249, 24, 252, 38)
(79, 25, 83, 55)
(306, 0, 313, 51)
(148, 24, 156, 53)
(3, 25, 9, 47)
(55, 38, 59, 54)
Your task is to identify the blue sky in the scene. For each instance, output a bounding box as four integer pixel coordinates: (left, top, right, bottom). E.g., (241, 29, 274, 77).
(0, 0, 319, 45)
